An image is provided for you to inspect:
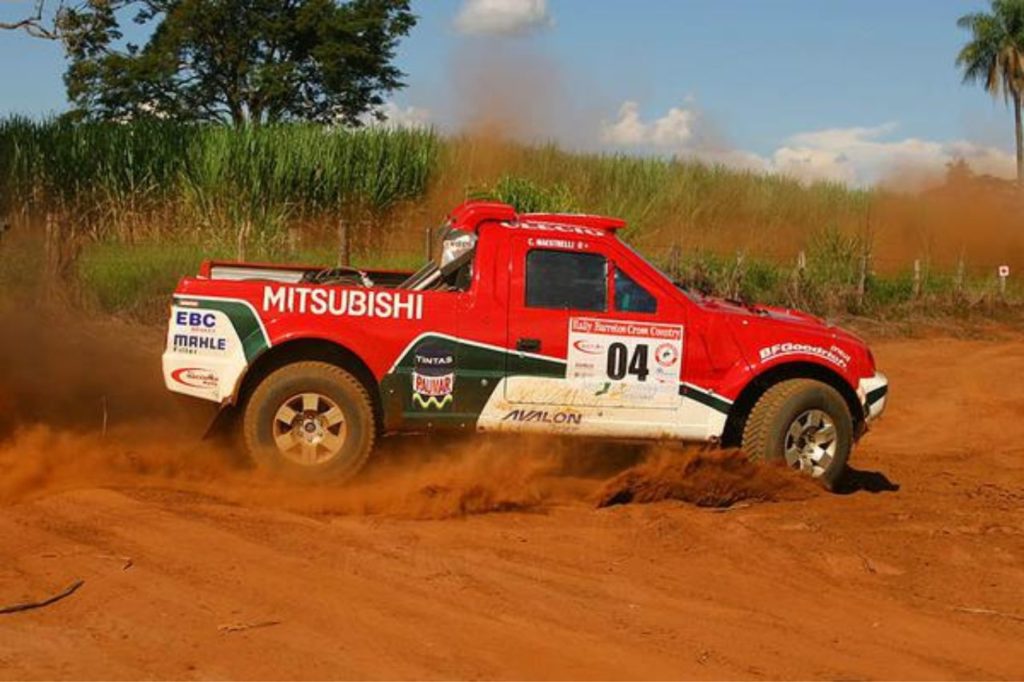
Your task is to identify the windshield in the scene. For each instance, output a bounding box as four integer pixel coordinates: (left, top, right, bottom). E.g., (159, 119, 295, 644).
(618, 238, 701, 303)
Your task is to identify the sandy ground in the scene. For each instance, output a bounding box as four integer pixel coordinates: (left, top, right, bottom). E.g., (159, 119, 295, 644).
(1, 331, 1023, 680)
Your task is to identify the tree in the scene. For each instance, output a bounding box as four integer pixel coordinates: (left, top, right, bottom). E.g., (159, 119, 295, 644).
(1, 0, 60, 37)
(0, 1, 114, 43)
(957, 0, 1024, 185)
(29, 0, 415, 125)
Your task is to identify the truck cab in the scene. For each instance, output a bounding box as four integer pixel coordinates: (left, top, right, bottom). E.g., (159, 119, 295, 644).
(163, 201, 888, 487)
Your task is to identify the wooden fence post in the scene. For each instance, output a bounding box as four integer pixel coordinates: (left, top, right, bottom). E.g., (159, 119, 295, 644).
(856, 249, 869, 307)
(912, 258, 922, 299)
(337, 219, 350, 267)
(424, 225, 433, 262)
(732, 251, 745, 299)
(668, 244, 681, 280)
(236, 220, 249, 262)
(955, 253, 965, 297)
(792, 250, 806, 300)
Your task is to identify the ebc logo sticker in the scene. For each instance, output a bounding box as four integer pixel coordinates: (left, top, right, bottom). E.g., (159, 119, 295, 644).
(171, 367, 219, 390)
(174, 311, 217, 330)
(411, 341, 455, 409)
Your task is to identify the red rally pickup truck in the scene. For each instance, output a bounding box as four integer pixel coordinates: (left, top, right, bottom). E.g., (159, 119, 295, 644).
(163, 201, 888, 488)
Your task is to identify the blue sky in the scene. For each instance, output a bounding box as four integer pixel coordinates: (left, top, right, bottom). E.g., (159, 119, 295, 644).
(0, 0, 1014, 185)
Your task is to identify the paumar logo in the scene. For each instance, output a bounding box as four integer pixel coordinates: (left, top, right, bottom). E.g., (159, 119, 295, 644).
(411, 341, 455, 409)
(171, 367, 219, 389)
(502, 409, 582, 425)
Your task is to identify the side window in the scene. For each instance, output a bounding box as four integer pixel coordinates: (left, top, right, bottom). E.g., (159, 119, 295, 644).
(615, 268, 658, 314)
(526, 250, 607, 312)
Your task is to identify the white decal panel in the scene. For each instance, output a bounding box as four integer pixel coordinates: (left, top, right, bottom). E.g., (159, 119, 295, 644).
(162, 307, 248, 402)
(566, 316, 683, 408)
(479, 377, 728, 441)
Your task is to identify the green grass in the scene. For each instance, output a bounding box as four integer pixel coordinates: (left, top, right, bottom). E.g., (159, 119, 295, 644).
(76, 242, 227, 315)
(0, 117, 866, 244)
(2, 117, 1021, 320)
(0, 117, 439, 240)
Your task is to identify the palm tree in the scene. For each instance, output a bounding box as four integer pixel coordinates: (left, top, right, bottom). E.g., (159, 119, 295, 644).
(957, 0, 1024, 185)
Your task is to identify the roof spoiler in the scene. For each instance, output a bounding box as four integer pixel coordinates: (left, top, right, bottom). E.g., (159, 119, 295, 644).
(447, 200, 627, 233)
(521, 212, 626, 231)
(447, 201, 518, 232)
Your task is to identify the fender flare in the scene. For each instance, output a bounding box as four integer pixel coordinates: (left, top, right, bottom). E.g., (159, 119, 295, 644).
(718, 358, 865, 447)
(228, 335, 383, 425)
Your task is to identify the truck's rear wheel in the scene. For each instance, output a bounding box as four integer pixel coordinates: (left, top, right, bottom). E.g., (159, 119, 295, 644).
(741, 378, 852, 489)
(242, 361, 375, 482)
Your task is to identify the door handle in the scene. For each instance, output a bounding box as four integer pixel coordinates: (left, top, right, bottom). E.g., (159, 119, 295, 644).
(516, 337, 541, 352)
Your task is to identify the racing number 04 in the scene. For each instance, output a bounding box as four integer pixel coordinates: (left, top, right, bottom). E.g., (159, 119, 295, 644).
(606, 342, 650, 382)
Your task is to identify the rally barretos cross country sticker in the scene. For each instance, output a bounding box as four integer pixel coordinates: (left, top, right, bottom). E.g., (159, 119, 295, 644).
(411, 342, 455, 409)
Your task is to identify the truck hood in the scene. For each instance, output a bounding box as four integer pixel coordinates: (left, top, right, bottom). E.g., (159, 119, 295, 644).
(691, 294, 828, 329)
(688, 293, 872, 376)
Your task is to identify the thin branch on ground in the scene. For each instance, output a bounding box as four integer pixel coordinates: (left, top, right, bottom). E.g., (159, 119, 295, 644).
(952, 606, 1024, 623)
(0, 580, 84, 615)
(218, 620, 281, 633)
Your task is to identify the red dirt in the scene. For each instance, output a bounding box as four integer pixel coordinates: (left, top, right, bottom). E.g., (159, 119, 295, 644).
(1, 327, 1024, 679)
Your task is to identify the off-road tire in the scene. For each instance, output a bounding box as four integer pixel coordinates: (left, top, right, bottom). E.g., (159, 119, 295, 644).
(242, 361, 376, 482)
(741, 378, 852, 489)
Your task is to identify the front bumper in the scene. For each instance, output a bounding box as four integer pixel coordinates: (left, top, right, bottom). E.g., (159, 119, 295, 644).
(858, 372, 888, 423)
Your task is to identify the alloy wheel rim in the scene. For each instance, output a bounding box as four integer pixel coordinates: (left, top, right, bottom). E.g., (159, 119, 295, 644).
(272, 392, 347, 466)
(783, 409, 837, 477)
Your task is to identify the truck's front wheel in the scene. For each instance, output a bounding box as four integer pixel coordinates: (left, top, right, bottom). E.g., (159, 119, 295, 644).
(741, 378, 852, 489)
(242, 361, 376, 482)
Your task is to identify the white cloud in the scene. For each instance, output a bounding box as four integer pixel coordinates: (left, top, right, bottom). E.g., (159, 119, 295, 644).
(601, 99, 762, 173)
(364, 101, 431, 129)
(599, 100, 1017, 187)
(600, 101, 649, 146)
(601, 100, 697, 147)
(454, 0, 552, 36)
(771, 124, 1015, 185)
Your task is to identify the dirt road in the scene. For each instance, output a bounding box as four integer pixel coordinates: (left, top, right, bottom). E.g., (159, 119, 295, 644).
(1, 331, 1023, 680)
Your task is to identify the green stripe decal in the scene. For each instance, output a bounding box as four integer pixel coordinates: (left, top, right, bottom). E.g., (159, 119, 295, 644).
(679, 385, 732, 414)
(866, 385, 888, 405)
(174, 297, 269, 362)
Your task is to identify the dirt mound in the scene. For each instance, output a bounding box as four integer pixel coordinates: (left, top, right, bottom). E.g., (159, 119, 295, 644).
(595, 447, 819, 508)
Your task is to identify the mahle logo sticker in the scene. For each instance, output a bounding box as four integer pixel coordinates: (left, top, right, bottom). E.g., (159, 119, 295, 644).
(411, 342, 455, 409)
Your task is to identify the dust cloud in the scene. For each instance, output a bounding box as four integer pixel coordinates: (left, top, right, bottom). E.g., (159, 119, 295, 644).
(0, 277, 802, 519)
(0, 217, 812, 520)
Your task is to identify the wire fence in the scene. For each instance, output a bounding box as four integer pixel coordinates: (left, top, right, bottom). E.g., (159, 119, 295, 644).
(5, 211, 1021, 321)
